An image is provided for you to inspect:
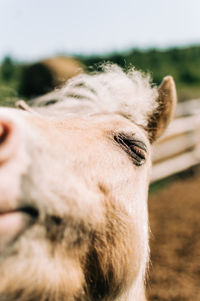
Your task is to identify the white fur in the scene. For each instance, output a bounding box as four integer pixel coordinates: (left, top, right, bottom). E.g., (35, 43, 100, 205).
(33, 64, 158, 126)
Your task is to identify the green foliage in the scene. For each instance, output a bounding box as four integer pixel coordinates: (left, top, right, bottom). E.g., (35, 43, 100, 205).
(1, 56, 15, 82)
(80, 45, 200, 86)
(79, 45, 200, 101)
(1, 45, 200, 106)
(0, 56, 23, 107)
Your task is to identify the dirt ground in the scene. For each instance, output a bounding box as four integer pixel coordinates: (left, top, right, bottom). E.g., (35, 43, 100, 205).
(147, 169, 200, 301)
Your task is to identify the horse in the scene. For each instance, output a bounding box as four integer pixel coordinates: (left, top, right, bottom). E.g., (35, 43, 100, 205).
(0, 64, 176, 301)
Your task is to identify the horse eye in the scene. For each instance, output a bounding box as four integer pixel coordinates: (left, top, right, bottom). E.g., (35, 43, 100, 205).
(114, 134, 147, 166)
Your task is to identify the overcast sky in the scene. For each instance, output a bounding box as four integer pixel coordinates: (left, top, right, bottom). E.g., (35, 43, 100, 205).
(1, 0, 200, 62)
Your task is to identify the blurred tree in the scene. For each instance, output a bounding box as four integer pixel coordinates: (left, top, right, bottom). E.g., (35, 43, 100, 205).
(1, 46, 200, 105)
(180, 64, 200, 84)
(0, 56, 15, 82)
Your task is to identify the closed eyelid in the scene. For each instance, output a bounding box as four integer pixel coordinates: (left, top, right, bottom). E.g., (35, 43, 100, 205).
(114, 133, 147, 151)
(113, 133, 147, 166)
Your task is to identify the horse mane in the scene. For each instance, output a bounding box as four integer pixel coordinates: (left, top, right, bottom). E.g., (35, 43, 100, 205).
(31, 64, 158, 127)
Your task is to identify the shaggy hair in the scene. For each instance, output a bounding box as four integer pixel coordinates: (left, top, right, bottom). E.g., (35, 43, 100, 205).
(31, 64, 158, 127)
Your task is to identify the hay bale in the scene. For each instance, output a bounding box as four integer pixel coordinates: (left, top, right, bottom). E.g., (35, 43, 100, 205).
(19, 56, 84, 98)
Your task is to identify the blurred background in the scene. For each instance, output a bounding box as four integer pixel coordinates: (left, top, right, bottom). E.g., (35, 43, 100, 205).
(1, 0, 200, 300)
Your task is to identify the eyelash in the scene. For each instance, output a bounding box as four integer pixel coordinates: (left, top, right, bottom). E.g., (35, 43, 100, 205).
(114, 134, 147, 166)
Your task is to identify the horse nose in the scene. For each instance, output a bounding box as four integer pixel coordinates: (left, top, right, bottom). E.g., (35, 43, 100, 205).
(0, 118, 18, 164)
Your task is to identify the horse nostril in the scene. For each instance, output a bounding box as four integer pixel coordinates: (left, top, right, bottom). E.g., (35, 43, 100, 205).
(0, 122, 10, 144)
(0, 119, 18, 164)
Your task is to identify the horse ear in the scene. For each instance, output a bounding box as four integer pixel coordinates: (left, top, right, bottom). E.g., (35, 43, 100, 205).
(147, 76, 177, 143)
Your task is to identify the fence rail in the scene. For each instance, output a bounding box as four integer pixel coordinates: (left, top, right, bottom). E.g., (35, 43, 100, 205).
(151, 99, 200, 182)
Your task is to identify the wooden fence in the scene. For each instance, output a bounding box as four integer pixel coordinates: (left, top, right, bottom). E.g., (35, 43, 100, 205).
(151, 99, 200, 182)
